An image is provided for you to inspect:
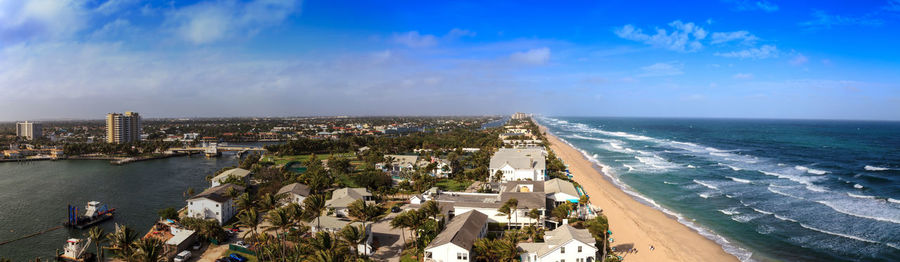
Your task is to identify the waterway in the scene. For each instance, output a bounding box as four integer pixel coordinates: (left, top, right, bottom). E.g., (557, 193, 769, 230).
(0, 154, 243, 260)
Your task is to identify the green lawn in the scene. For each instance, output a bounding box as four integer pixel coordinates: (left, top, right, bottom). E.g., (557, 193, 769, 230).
(261, 153, 354, 166)
(434, 179, 473, 191)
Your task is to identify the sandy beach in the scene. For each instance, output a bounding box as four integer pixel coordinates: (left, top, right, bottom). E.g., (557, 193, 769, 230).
(540, 125, 739, 262)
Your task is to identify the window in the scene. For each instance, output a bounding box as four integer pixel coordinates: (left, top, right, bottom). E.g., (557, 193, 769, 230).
(457, 252, 468, 260)
(578, 246, 582, 252)
(425, 252, 432, 258)
(561, 247, 565, 254)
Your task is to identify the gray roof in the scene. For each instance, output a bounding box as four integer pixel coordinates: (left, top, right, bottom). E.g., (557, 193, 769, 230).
(544, 178, 579, 197)
(384, 154, 419, 166)
(212, 168, 252, 183)
(500, 192, 547, 210)
(500, 181, 545, 193)
(434, 191, 546, 210)
(426, 210, 488, 250)
(326, 188, 372, 208)
(518, 225, 596, 257)
(308, 215, 364, 231)
(489, 148, 546, 171)
(189, 184, 245, 203)
(277, 183, 310, 197)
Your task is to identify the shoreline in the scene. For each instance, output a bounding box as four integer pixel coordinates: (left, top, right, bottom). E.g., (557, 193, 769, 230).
(538, 124, 741, 262)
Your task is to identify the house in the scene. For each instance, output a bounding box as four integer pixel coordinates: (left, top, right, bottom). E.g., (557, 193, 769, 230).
(434, 191, 546, 227)
(276, 183, 311, 206)
(427, 157, 453, 178)
(489, 148, 547, 181)
(544, 178, 580, 207)
(326, 188, 374, 217)
(186, 184, 244, 225)
(379, 154, 420, 175)
(308, 215, 374, 255)
(165, 229, 197, 253)
(518, 225, 598, 262)
(424, 210, 489, 262)
(2, 150, 22, 159)
(210, 168, 252, 187)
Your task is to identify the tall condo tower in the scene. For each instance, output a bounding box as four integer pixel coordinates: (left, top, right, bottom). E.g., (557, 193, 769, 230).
(15, 121, 42, 140)
(106, 112, 142, 143)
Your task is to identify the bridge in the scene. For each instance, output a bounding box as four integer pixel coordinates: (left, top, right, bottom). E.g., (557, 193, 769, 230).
(166, 143, 267, 157)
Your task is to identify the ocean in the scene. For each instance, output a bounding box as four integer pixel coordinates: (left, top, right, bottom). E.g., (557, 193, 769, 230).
(537, 116, 900, 262)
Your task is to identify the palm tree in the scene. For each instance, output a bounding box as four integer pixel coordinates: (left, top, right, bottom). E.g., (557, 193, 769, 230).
(339, 224, 367, 259)
(506, 198, 518, 228)
(347, 199, 384, 255)
(236, 192, 255, 211)
(473, 238, 499, 261)
(382, 155, 396, 171)
(258, 193, 284, 211)
(236, 208, 261, 242)
(86, 226, 106, 261)
(264, 207, 292, 260)
(131, 237, 165, 262)
(420, 200, 442, 220)
(303, 194, 326, 229)
(307, 232, 346, 262)
(389, 211, 410, 246)
(285, 202, 305, 225)
(527, 208, 541, 228)
(551, 202, 572, 224)
(106, 224, 137, 259)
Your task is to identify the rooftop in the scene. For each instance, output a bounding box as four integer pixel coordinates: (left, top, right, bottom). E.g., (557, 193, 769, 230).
(425, 210, 488, 250)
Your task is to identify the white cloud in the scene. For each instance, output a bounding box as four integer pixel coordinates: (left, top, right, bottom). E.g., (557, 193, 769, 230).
(727, 0, 779, 13)
(755, 1, 779, 12)
(510, 47, 551, 65)
(715, 45, 778, 59)
(800, 10, 882, 29)
(164, 0, 300, 45)
(710, 31, 758, 44)
(393, 31, 438, 47)
(0, 0, 88, 41)
(789, 54, 809, 65)
(733, 73, 754, 79)
(447, 28, 476, 39)
(639, 62, 684, 77)
(615, 20, 707, 52)
(95, 0, 138, 15)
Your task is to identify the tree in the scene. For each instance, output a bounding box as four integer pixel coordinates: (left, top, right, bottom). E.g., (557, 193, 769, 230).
(527, 208, 541, 228)
(264, 207, 292, 259)
(304, 194, 327, 229)
(236, 192, 255, 211)
(389, 211, 410, 246)
(347, 199, 384, 255)
(236, 208, 261, 242)
(586, 215, 611, 260)
(157, 207, 179, 221)
(551, 202, 573, 224)
(473, 238, 500, 261)
(420, 200, 442, 220)
(498, 198, 517, 230)
(131, 237, 166, 262)
(258, 193, 283, 211)
(86, 226, 106, 262)
(106, 224, 137, 259)
(339, 224, 367, 259)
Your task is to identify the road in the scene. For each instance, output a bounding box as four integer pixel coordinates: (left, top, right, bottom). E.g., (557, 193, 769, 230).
(370, 211, 404, 261)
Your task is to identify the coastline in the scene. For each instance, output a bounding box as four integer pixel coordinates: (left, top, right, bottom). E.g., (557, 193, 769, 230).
(539, 124, 740, 262)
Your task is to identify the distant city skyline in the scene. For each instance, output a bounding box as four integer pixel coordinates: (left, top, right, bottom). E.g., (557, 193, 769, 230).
(2, 0, 899, 121)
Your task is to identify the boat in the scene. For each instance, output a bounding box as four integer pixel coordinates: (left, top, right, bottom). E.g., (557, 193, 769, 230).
(56, 238, 94, 261)
(63, 201, 116, 229)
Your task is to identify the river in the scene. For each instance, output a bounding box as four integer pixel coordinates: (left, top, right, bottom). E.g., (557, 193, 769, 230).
(0, 154, 243, 260)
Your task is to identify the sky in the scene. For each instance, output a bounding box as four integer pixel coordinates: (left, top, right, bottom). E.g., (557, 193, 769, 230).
(1, 0, 900, 121)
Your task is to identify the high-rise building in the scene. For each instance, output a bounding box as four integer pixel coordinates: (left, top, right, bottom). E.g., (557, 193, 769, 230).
(106, 112, 142, 143)
(15, 121, 42, 140)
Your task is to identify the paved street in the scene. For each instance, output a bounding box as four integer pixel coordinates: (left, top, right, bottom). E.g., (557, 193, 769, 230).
(370, 211, 404, 262)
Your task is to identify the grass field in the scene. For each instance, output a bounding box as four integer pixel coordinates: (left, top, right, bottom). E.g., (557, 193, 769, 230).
(434, 179, 473, 191)
(261, 152, 354, 166)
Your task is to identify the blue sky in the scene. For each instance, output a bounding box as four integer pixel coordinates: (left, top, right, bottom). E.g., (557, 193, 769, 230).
(1, 0, 899, 120)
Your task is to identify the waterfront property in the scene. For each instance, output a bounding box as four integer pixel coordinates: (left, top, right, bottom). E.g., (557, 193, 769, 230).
(544, 178, 580, 208)
(16, 121, 42, 140)
(186, 184, 244, 225)
(432, 181, 547, 227)
(489, 148, 547, 181)
(518, 224, 598, 262)
(106, 112, 142, 144)
(210, 167, 252, 187)
(424, 210, 489, 262)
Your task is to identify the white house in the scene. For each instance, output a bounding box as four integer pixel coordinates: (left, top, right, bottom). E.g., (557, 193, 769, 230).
(379, 154, 421, 175)
(424, 210, 489, 262)
(276, 183, 311, 206)
(518, 225, 598, 262)
(308, 215, 375, 255)
(210, 168, 252, 187)
(544, 178, 580, 207)
(186, 184, 244, 225)
(434, 190, 546, 227)
(326, 188, 374, 217)
(489, 148, 547, 182)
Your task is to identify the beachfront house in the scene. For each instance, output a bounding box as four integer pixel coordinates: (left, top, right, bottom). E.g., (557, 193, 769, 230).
(545, 178, 580, 207)
(186, 184, 244, 225)
(308, 215, 374, 255)
(489, 148, 547, 181)
(434, 190, 546, 227)
(276, 183, 311, 206)
(210, 168, 252, 187)
(326, 187, 374, 217)
(424, 210, 489, 262)
(518, 224, 598, 262)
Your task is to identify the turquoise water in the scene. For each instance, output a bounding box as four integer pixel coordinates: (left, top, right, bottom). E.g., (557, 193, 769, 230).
(0, 155, 241, 260)
(538, 117, 900, 262)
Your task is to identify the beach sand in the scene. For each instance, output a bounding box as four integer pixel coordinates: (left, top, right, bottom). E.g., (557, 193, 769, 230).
(540, 125, 739, 262)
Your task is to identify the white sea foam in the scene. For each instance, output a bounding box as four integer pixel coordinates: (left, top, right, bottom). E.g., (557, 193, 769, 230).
(795, 165, 829, 175)
(805, 185, 827, 192)
(719, 208, 741, 215)
(889, 198, 900, 204)
(864, 165, 890, 171)
(663, 181, 678, 185)
(728, 176, 752, 184)
(731, 213, 764, 223)
(774, 214, 798, 223)
(720, 163, 743, 171)
(687, 164, 696, 168)
(756, 224, 775, 235)
(767, 186, 806, 200)
(798, 223, 880, 244)
(853, 184, 863, 189)
(693, 179, 720, 190)
(750, 207, 773, 215)
(847, 193, 876, 199)
(814, 199, 900, 224)
(622, 164, 635, 172)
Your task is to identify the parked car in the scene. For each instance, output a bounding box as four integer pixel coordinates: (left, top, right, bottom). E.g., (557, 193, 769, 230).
(192, 242, 202, 250)
(235, 240, 249, 248)
(173, 250, 192, 262)
(230, 253, 248, 262)
(391, 206, 401, 213)
(215, 257, 232, 262)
